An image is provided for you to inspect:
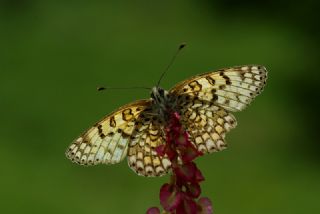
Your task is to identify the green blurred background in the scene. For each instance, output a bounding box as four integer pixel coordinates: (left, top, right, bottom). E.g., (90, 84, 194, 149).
(1, 0, 319, 213)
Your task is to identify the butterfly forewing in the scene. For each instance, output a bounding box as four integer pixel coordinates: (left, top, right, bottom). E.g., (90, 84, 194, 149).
(66, 99, 152, 165)
(170, 65, 267, 112)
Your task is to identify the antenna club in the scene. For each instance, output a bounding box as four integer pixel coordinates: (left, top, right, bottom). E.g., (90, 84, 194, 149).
(96, 86, 151, 91)
(97, 87, 106, 91)
(179, 43, 187, 50)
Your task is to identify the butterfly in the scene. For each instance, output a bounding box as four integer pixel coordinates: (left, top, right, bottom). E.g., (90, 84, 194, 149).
(66, 65, 267, 177)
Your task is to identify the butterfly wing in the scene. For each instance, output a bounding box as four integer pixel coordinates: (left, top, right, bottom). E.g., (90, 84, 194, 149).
(170, 65, 267, 112)
(176, 97, 237, 153)
(66, 99, 152, 165)
(127, 110, 171, 177)
(169, 65, 267, 153)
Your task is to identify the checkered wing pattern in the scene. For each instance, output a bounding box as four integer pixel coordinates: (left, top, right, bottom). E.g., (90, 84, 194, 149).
(66, 100, 152, 165)
(170, 65, 267, 153)
(127, 110, 171, 177)
(170, 65, 267, 112)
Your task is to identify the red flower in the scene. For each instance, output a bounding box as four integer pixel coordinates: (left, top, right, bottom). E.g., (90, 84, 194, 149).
(147, 112, 213, 214)
(146, 207, 160, 214)
(160, 183, 183, 211)
(174, 162, 204, 184)
(198, 197, 214, 214)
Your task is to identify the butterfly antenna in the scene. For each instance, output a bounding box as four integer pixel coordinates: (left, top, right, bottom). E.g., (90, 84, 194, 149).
(97, 86, 152, 91)
(156, 43, 186, 87)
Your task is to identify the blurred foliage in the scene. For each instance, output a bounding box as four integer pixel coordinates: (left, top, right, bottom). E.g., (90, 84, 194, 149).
(0, 0, 319, 213)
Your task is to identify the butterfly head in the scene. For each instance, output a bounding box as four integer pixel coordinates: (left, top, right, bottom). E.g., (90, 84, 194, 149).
(151, 87, 168, 106)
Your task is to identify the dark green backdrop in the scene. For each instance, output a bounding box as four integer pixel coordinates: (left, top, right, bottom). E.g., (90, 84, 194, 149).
(1, 1, 319, 213)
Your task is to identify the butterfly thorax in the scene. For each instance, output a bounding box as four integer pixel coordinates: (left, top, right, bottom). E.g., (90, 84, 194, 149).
(150, 86, 171, 120)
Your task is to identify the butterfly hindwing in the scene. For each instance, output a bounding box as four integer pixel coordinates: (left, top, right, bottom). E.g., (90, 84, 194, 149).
(176, 97, 237, 154)
(66, 100, 151, 166)
(170, 65, 267, 112)
(127, 109, 171, 177)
